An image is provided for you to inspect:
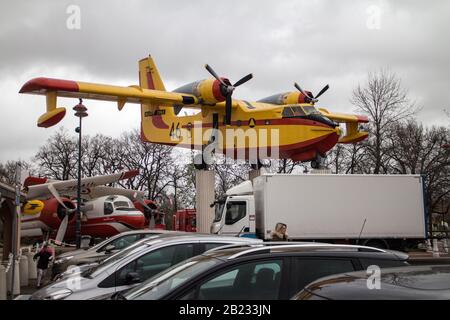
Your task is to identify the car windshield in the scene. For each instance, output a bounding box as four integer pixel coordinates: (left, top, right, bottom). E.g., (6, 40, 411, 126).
(123, 256, 222, 300)
(81, 241, 153, 278)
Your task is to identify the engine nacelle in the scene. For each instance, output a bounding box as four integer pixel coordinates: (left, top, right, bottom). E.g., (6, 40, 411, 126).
(258, 91, 314, 105)
(173, 78, 227, 105)
(28, 198, 77, 230)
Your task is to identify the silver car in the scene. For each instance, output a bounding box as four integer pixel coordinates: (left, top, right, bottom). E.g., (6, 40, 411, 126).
(52, 229, 180, 279)
(31, 233, 261, 300)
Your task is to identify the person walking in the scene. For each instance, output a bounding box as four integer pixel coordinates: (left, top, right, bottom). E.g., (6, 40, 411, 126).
(33, 243, 54, 288)
(270, 222, 289, 241)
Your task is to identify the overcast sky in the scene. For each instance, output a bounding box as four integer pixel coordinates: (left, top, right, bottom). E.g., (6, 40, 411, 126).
(0, 0, 449, 163)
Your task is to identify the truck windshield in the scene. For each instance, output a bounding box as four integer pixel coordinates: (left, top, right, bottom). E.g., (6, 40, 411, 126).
(214, 202, 224, 222)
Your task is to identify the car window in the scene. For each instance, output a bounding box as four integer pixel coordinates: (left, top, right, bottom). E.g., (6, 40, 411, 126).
(294, 258, 355, 292)
(359, 258, 407, 270)
(203, 243, 234, 252)
(196, 260, 283, 300)
(100, 234, 141, 252)
(114, 244, 195, 287)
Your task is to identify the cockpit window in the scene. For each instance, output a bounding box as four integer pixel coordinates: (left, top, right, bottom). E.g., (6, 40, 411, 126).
(302, 106, 320, 115)
(114, 201, 131, 209)
(291, 107, 306, 116)
(282, 106, 306, 118)
(282, 107, 294, 118)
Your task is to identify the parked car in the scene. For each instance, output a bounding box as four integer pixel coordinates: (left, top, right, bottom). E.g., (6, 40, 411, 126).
(117, 243, 409, 300)
(52, 229, 178, 278)
(31, 234, 261, 300)
(292, 265, 450, 300)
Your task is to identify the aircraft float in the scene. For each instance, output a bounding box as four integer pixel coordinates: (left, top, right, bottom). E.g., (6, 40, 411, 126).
(21, 170, 158, 243)
(19, 55, 368, 168)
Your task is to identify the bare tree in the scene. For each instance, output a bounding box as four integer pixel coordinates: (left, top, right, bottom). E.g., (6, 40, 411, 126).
(34, 127, 78, 180)
(0, 160, 33, 185)
(351, 69, 417, 173)
(387, 120, 449, 234)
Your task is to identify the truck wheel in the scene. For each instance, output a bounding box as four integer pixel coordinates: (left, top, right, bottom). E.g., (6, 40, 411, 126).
(363, 239, 389, 250)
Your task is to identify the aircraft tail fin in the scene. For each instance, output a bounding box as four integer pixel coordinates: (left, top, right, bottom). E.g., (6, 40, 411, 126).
(139, 55, 166, 91)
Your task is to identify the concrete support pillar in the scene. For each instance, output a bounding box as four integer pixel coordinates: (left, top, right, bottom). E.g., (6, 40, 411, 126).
(0, 265, 6, 300)
(6, 260, 20, 296)
(248, 169, 261, 181)
(195, 170, 215, 234)
(27, 252, 37, 280)
(19, 255, 29, 287)
(443, 238, 449, 254)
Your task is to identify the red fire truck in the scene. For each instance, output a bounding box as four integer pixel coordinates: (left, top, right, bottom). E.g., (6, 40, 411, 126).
(172, 209, 196, 232)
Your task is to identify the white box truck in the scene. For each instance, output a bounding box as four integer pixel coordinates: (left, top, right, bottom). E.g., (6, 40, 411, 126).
(210, 174, 427, 250)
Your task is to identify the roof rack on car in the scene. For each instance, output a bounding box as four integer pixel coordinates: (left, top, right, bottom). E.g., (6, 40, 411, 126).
(226, 243, 388, 260)
(206, 241, 319, 253)
(205, 243, 262, 253)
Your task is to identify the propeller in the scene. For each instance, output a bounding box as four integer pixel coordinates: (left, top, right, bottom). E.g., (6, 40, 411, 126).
(132, 192, 152, 211)
(205, 64, 253, 125)
(294, 83, 329, 104)
(47, 184, 75, 243)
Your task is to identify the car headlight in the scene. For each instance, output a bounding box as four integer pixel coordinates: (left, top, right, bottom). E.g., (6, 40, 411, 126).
(43, 289, 73, 300)
(55, 256, 74, 264)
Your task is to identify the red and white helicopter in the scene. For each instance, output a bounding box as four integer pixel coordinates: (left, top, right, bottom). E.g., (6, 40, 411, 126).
(21, 170, 156, 243)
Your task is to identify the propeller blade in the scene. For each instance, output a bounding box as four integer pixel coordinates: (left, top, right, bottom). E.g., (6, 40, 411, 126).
(48, 184, 68, 209)
(205, 64, 226, 86)
(55, 214, 69, 243)
(138, 198, 151, 211)
(233, 73, 253, 87)
(315, 84, 329, 99)
(225, 94, 232, 125)
(294, 82, 314, 99)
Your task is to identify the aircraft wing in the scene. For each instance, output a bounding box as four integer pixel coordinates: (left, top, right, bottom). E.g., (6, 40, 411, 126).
(19, 77, 199, 106)
(26, 170, 139, 200)
(87, 186, 145, 201)
(318, 108, 369, 144)
(19, 77, 200, 127)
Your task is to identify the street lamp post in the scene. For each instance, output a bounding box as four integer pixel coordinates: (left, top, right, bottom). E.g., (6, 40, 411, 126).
(73, 99, 88, 249)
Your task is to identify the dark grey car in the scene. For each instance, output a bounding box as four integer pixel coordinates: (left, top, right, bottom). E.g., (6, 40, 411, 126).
(118, 243, 409, 300)
(292, 265, 450, 300)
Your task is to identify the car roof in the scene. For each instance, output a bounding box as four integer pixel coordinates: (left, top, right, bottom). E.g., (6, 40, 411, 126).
(140, 233, 262, 245)
(297, 265, 450, 300)
(201, 242, 408, 261)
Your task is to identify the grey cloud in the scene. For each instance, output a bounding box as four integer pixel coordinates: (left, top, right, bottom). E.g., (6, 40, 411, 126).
(0, 0, 448, 163)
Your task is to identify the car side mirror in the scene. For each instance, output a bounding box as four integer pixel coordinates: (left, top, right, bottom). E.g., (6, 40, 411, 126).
(125, 272, 141, 284)
(104, 245, 116, 253)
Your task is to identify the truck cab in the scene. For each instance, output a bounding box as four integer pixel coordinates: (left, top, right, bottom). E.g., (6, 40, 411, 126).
(210, 181, 255, 237)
